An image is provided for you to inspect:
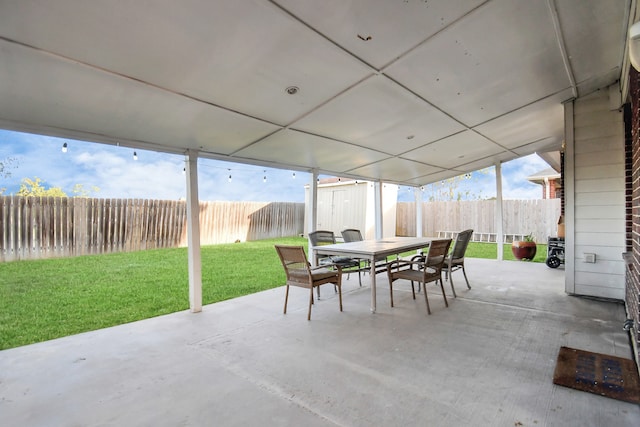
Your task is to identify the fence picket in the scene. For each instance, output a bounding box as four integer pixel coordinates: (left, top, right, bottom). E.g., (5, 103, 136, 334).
(0, 197, 305, 261)
(396, 199, 561, 242)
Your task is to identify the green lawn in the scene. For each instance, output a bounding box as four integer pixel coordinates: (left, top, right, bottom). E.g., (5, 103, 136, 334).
(466, 241, 548, 263)
(0, 237, 546, 350)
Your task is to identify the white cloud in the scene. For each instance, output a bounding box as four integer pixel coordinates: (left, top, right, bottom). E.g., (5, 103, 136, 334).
(0, 130, 309, 201)
(501, 155, 550, 199)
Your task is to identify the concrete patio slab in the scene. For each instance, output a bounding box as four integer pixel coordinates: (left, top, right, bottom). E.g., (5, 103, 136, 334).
(1, 258, 638, 426)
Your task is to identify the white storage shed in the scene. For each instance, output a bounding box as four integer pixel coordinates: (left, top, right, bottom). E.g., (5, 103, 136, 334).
(304, 179, 398, 240)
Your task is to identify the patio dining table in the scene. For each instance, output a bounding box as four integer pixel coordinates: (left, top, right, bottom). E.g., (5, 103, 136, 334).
(313, 236, 433, 313)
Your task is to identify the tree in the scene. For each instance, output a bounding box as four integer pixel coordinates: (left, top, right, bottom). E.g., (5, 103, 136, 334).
(71, 184, 100, 198)
(422, 168, 491, 201)
(0, 156, 18, 195)
(16, 177, 67, 197)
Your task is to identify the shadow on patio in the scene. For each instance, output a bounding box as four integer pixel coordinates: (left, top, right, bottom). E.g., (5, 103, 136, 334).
(0, 258, 638, 426)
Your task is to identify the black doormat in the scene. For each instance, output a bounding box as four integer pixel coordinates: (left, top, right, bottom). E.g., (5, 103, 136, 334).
(552, 346, 640, 404)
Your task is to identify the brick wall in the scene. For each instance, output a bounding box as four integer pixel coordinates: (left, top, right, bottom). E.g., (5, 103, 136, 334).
(627, 67, 640, 364)
(540, 179, 560, 200)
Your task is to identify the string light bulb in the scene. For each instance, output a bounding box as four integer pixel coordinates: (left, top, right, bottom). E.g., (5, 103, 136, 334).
(263, 170, 267, 183)
(292, 172, 296, 179)
(228, 169, 232, 183)
(61, 142, 68, 153)
(133, 151, 138, 161)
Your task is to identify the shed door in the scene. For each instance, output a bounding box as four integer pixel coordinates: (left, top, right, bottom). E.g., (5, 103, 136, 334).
(316, 189, 348, 235)
(331, 190, 349, 235)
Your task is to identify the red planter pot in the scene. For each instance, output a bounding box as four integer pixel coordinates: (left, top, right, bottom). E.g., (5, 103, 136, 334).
(511, 241, 537, 260)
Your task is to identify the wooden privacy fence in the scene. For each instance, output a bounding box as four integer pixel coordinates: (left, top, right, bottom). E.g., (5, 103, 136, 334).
(396, 199, 562, 242)
(199, 201, 304, 244)
(0, 196, 304, 262)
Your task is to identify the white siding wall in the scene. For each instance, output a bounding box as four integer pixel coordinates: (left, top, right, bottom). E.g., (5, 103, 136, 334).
(568, 90, 626, 299)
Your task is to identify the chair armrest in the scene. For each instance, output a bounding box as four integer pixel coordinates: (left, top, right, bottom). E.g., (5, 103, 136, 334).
(310, 264, 342, 273)
(387, 259, 424, 272)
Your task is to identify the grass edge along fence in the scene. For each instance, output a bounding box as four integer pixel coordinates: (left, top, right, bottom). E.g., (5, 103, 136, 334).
(0, 196, 304, 262)
(0, 237, 546, 350)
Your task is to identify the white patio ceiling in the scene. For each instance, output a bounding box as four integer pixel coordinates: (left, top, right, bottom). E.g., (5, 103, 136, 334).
(0, 0, 632, 187)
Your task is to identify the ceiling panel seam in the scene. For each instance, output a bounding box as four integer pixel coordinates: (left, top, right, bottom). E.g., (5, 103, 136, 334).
(268, 0, 380, 72)
(470, 87, 575, 129)
(228, 73, 378, 156)
(546, 0, 578, 99)
(266, 0, 496, 151)
(232, 127, 399, 159)
(376, 0, 491, 72)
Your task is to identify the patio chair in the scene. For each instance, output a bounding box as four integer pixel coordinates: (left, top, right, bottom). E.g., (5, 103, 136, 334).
(309, 230, 362, 286)
(275, 245, 342, 320)
(341, 228, 364, 243)
(341, 228, 375, 274)
(442, 229, 473, 297)
(341, 228, 391, 275)
(386, 238, 452, 314)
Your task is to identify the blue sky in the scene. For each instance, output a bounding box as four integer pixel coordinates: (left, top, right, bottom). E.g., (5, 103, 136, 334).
(0, 129, 550, 202)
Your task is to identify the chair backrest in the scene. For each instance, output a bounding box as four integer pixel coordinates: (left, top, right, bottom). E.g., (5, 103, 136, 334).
(308, 230, 337, 246)
(425, 239, 452, 269)
(275, 245, 312, 285)
(451, 229, 473, 260)
(341, 229, 363, 242)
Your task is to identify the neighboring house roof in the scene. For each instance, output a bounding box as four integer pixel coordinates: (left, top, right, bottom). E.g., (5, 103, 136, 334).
(526, 168, 561, 185)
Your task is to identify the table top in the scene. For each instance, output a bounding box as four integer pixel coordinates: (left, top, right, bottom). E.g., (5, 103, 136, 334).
(313, 236, 433, 259)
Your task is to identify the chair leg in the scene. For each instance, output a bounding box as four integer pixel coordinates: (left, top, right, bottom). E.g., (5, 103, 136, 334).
(337, 282, 343, 312)
(439, 278, 449, 307)
(410, 281, 416, 300)
(284, 285, 290, 314)
(423, 283, 431, 314)
(308, 287, 314, 321)
(462, 265, 471, 289)
(449, 271, 458, 298)
(389, 279, 395, 307)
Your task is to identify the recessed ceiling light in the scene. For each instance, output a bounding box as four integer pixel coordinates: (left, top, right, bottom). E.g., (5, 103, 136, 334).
(285, 86, 299, 95)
